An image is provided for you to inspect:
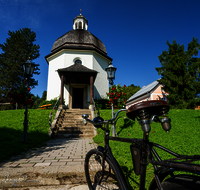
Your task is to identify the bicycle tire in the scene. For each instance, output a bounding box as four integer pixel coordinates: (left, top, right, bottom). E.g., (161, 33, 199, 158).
(85, 149, 123, 190)
(156, 174, 200, 190)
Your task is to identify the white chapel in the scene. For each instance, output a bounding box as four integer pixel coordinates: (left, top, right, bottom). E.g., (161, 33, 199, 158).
(45, 12, 113, 109)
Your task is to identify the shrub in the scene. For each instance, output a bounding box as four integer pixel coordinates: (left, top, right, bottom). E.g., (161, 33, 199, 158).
(107, 84, 128, 108)
(94, 98, 109, 109)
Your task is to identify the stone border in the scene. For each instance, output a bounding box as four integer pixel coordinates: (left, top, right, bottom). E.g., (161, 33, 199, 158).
(48, 107, 62, 137)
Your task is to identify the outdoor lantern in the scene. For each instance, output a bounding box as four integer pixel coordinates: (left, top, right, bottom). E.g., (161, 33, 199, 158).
(105, 64, 117, 137)
(22, 58, 36, 143)
(105, 64, 117, 80)
(23, 59, 36, 77)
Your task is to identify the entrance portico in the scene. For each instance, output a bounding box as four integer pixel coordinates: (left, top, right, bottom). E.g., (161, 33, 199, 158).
(58, 62, 97, 109)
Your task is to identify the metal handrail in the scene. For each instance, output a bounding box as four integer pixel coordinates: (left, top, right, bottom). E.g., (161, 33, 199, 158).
(93, 98, 98, 117)
(49, 97, 60, 128)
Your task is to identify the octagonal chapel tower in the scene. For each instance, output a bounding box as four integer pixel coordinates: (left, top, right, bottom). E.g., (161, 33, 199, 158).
(45, 13, 112, 109)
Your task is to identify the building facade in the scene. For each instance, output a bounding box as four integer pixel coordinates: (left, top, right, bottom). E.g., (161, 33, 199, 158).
(126, 80, 168, 109)
(45, 13, 112, 109)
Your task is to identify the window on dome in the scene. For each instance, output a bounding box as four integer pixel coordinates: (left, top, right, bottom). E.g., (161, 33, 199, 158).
(75, 59, 82, 64)
(79, 22, 82, 29)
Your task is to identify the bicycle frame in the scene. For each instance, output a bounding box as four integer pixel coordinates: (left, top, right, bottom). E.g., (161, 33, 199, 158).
(95, 121, 200, 190)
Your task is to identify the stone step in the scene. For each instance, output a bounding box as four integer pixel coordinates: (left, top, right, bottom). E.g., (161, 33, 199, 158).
(58, 128, 94, 133)
(52, 109, 94, 138)
(57, 119, 87, 125)
(51, 133, 94, 138)
(64, 110, 91, 114)
(56, 130, 94, 135)
(58, 119, 91, 123)
(56, 123, 93, 128)
(58, 114, 91, 120)
(63, 112, 91, 116)
(61, 115, 91, 120)
(59, 126, 93, 129)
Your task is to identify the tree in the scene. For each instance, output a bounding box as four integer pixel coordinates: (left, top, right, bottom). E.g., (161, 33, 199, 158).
(0, 28, 40, 104)
(41, 90, 47, 101)
(107, 84, 141, 108)
(155, 37, 200, 109)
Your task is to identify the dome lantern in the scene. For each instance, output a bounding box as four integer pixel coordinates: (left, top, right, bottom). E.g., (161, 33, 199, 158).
(73, 9, 88, 30)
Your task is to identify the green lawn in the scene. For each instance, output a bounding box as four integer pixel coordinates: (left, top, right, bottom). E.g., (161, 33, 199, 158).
(94, 109, 200, 189)
(0, 109, 52, 162)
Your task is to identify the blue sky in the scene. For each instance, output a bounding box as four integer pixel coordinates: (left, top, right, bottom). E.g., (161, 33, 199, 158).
(0, 0, 200, 97)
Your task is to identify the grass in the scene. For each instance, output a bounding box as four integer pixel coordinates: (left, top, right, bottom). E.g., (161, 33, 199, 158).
(94, 109, 200, 189)
(0, 109, 52, 162)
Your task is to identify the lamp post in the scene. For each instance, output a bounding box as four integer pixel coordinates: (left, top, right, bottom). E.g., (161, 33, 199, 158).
(105, 64, 117, 137)
(22, 59, 36, 143)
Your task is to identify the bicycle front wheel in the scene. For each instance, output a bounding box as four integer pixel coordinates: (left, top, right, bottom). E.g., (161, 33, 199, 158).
(85, 149, 122, 190)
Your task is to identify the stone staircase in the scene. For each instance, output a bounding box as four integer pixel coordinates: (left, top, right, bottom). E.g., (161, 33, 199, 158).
(51, 109, 95, 138)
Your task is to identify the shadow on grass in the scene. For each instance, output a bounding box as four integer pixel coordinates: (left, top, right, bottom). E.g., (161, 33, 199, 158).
(0, 126, 88, 163)
(194, 116, 200, 120)
(0, 126, 50, 162)
(121, 165, 141, 190)
(117, 118, 135, 136)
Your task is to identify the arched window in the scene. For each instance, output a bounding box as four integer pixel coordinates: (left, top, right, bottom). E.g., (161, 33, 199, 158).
(79, 21, 82, 29)
(75, 59, 82, 64)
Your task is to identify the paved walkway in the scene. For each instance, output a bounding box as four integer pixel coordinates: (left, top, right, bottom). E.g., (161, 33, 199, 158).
(0, 138, 97, 189)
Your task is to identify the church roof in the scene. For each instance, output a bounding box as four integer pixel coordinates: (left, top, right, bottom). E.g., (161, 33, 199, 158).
(57, 62, 98, 73)
(51, 29, 107, 55)
(57, 63, 98, 84)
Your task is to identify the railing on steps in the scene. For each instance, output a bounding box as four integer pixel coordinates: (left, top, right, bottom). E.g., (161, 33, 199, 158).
(91, 98, 98, 136)
(92, 98, 99, 117)
(49, 97, 60, 129)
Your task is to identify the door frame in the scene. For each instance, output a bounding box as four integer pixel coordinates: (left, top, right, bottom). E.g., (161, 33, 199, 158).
(69, 84, 87, 109)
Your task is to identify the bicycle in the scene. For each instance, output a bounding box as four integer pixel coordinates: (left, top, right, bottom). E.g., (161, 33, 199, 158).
(82, 100, 200, 190)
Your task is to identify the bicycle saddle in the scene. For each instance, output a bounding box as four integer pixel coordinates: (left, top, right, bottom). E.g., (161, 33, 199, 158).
(126, 100, 169, 120)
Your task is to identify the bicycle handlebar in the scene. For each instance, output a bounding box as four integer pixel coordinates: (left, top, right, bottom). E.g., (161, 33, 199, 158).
(82, 109, 127, 126)
(82, 101, 171, 133)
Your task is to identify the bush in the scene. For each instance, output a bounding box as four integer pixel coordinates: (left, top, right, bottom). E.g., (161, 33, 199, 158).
(94, 98, 109, 109)
(107, 84, 128, 108)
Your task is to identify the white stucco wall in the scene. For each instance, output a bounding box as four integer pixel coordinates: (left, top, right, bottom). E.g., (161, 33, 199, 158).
(93, 53, 109, 99)
(47, 52, 65, 101)
(46, 49, 110, 105)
